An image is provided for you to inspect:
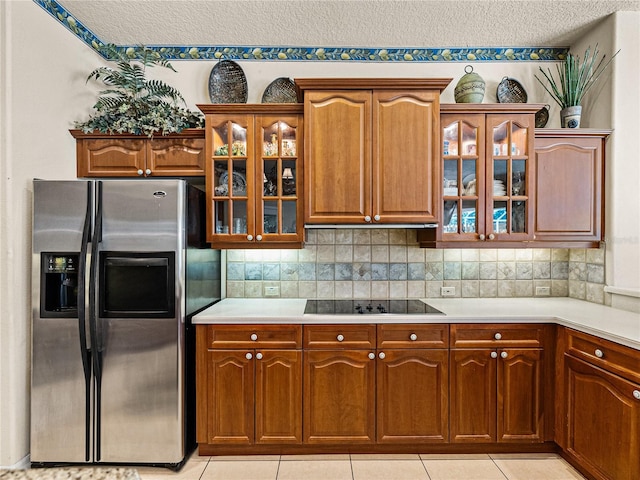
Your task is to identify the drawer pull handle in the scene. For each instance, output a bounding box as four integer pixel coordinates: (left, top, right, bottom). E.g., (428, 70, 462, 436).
(336, 334, 344, 342)
(378, 352, 386, 359)
(501, 351, 508, 359)
(409, 333, 418, 341)
(250, 333, 258, 341)
(594, 349, 604, 358)
(368, 352, 375, 360)
(494, 333, 502, 340)
(491, 351, 498, 359)
(256, 352, 263, 360)
(245, 352, 253, 360)
(633, 390, 640, 400)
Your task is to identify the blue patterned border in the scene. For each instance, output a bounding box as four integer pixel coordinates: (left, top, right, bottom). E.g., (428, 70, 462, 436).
(35, 0, 568, 62)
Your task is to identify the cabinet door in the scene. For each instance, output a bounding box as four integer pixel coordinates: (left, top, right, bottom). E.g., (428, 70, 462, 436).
(207, 114, 254, 243)
(304, 90, 372, 224)
(373, 90, 440, 223)
(304, 350, 375, 443)
(255, 350, 302, 444)
(565, 355, 640, 480)
(78, 138, 146, 177)
(498, 348, 544, 442)
(485, 114, 534, 242)
(377, 349, 448, 443)
(534, 136, 603, 244)
(256, 115, 304, 244)
(148, 136, 205, 176)
(205, 350, 254, 445)
(450, 349, 496, 442)
(440, 113, 486, 241)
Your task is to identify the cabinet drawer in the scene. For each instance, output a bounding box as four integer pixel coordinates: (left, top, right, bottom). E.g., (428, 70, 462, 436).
(450, 324, 545, 348)
(205, 325, 302, 349)
(377, 324, 448, 348)
(304, 325, 376, 349)
(565, 328, 640, 384)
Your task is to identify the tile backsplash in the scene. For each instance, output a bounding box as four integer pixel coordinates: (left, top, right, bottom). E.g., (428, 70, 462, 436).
(225, 229, 607, 304)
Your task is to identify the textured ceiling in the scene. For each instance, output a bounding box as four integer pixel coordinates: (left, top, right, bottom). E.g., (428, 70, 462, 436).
(57, 0, 640, 48)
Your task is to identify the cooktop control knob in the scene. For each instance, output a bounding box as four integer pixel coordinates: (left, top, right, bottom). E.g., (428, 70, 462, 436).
(377, 304, 386, 313)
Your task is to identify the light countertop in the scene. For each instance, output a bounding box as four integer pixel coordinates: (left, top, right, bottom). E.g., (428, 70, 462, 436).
(193, 297, 640, 350)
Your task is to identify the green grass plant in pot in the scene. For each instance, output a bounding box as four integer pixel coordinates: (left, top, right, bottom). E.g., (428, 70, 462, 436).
(75, 44, 204, 137)
(535, 45, 619, 128)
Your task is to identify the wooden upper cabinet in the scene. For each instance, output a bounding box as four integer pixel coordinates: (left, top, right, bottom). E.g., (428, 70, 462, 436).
(71, 129, 205, 177)
(534, 130, 609, 246)
(419, 104, 541, 248)
(198, 104, 304, 249)
(296, 78, 451, 225)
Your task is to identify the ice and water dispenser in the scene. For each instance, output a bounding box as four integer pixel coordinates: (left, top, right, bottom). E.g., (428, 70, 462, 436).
(40, 253, 79, 317)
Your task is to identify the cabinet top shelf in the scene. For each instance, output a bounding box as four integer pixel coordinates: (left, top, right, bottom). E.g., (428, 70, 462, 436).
(295, 77, 453, 96)
(440, 104, 546, 114)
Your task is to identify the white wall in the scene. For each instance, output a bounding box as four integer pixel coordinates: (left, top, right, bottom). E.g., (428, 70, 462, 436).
(1, 2, 638, 467)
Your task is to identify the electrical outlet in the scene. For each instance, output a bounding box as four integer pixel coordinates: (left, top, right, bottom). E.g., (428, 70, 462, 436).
(441, 286, 456, 297)
(264, 286, 280, 296)
(536, 286, 551, 296)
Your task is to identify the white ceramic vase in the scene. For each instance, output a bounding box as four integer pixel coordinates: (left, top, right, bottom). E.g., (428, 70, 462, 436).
(560, 105, 582, 128)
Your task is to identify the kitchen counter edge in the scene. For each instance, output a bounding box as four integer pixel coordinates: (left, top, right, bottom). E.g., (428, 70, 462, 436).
(193, 297, 640, 350)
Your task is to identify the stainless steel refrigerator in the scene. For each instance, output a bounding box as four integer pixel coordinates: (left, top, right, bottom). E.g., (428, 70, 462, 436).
(31, 179, 221, 469)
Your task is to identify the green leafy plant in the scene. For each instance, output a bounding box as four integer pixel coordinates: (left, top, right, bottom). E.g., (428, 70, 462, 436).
(535, 45, 619, 109)
(75, 44, 204, 137)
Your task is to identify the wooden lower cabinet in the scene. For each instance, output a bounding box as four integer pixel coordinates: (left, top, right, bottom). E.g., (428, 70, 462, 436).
(558, 327, 640, 480)
(201, 348, 302, 445)
(450, 348, 544, 443)
(303, 349, 376, 444)
(376, 349, 448, 443)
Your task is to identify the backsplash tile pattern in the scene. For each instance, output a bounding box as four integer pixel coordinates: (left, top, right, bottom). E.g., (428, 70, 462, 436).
(225, 229, 605, 304)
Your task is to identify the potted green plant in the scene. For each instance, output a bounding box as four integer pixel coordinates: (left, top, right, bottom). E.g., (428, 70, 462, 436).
(535, 44, 619, 128)
(75, 44, 204, 136)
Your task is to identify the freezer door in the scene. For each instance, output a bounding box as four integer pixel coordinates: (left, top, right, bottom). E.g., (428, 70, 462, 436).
(31, 180, 93, 463)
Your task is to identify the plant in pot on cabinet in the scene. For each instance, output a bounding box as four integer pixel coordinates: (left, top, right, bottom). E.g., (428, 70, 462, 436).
(535, 44, 619, 128)
(72, 44, 206, 178)
(75, 44, 203, 136)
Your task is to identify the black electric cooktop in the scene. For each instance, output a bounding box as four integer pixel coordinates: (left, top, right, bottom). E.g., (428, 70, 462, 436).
(304, 299, 444, 315)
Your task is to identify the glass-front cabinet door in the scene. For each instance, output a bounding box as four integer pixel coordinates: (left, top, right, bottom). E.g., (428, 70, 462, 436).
(209, 115, 253, 243)
(485, 114, 533, 241)
(257, 115, 303, 243)
(442, 114, 485, 241)
(428, 106, 537, 246)
(202, 105, 304, 248)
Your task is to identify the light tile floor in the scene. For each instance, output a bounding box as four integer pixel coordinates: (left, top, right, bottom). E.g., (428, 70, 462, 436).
(136, 452, 587, 480)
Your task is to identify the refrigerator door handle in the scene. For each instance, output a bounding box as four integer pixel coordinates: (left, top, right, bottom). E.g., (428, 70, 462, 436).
(78, 181, 93, 462)
(88, 181, 104, 460)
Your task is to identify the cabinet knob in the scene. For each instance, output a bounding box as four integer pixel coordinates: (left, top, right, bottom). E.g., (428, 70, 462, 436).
(373, 215, 381, 222)
(250, 333, 258, 341)
(256, 235, 263, 241)
(368, 352, 375, 360)
(491, 351, 498, 359)
(595, 349, 604, 358)
(378, 352, 386, 359)
(256, 352, 263, 360)
(479, 234, 486, 241)
(364, 215, 372, 223)
(247, 234, 253, 241)
(145, 169, 151, 175)
(409, 333, 418, 341)
(494, 332, 502, 340)
(501, 351, 508, 359)
(245, 352, 253, 360)
(488, 233, 495, 240)
(137, 169, 144, 176)
(336, 334, 344, 342)
(633, 390, 640, 400)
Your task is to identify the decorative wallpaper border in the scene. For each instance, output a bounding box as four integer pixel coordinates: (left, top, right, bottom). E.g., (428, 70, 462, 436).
(35, 0, 569, 62)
